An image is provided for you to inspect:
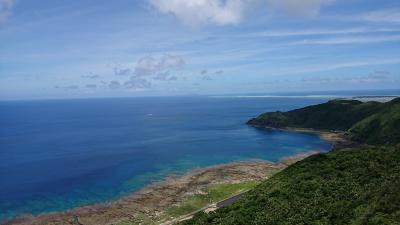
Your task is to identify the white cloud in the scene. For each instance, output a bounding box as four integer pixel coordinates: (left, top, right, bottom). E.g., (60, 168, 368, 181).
(148, 0, 334, 26)
(114, 67, 132, 76)
(110, 54, 185, 88)
(159, 54, 186, 70)
(134, 54, 185, 76)
(112, 54, 185, 78)
(289, 35, 400, 46)
(251, 27, 400, 38)
(201, 75, 213, 80)
(266, 0, 334, 17)
(81, 74, 101, 79)
(359, 8, 400, 23)
(292, 59, 400, 74)
(148, 0, 255, 26)
(335, 8, 400, 24)
(0, 0, 15, 24)
(301, 71, 391, 84)
(124, 77, 152, 90)
(233, 59, 400, 77)
(85, 84, 97, 89)
(55, 85, 79, 90)
(108, 80, 121, 89)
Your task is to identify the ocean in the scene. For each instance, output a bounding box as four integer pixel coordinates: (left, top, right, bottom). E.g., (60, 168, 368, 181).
(0, 96, 334, 220)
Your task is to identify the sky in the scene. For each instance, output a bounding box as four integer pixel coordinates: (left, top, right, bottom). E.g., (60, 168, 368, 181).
(0, 0, 399, 100)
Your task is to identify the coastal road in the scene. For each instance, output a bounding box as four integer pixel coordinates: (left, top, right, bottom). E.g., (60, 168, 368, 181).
(162, 191, 248, 225)
(216, 192, 247, 208)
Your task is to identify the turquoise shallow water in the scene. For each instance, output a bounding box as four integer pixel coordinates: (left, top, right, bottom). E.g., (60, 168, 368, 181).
(0, 96, 332, 220)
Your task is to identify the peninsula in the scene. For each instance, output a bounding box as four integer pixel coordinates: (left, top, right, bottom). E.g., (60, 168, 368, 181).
(183, 97, 400, 224)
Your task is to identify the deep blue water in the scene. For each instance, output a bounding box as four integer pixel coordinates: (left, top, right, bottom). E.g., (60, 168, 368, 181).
(0, 96, 332, 220)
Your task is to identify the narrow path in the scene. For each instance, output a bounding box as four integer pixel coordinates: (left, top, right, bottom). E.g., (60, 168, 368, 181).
(161, 191, 248, 225)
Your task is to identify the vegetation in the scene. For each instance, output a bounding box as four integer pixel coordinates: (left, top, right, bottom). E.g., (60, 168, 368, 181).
(182, 98, 400, 225)
(349, 98, 400, 144)
(181, 145, 400, 225)
(117, 181, 259, 225)
(247, 97, 400, 144)
(167, 181, 258, 217)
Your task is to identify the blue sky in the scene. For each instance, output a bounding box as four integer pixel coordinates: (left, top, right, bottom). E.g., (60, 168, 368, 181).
(0, 0, 399, 99)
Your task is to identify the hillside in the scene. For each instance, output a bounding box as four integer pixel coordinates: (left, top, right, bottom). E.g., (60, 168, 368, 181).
(181, 98, 400, 225)
(247, 97, 400, 144)
(349, 98, 400, 144)
(181, 145, 400, 225)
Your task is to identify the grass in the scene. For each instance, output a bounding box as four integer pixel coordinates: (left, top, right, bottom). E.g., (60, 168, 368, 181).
(117, 213, 156, 225)
(166, 181, 259, 217)
(117, 181, 260, 225)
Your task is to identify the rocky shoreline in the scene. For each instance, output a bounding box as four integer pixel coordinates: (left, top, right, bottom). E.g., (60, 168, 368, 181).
(247, 123, 357, 150)
(4, 151, 320, 225)
(276, 127, 356, 150)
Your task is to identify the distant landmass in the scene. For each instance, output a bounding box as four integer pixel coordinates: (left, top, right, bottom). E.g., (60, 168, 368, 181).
(183, 97, 400, 225)
(247, 97, 400, 145)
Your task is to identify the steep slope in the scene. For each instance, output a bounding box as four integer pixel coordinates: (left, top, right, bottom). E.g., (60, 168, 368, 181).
(349, 98, 400, 144)
(181, 145, 400, 225)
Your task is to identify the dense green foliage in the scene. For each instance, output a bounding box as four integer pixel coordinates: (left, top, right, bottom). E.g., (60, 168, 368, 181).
(349, 98, 400, 144)
(247, 98, 400, 144)
(181, 145, 400, 225)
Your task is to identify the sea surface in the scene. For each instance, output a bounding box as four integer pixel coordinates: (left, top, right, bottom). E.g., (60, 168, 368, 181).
(1, 96, 337, 220)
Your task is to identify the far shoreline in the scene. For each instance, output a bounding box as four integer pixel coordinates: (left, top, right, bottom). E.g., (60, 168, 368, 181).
(249, 125, 356, 150)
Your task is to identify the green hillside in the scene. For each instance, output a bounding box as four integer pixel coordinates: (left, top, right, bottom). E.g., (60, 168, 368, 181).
(181, 145, 400, 225)
(247, 97, 400, 144)
(181, 98, 400, 225)
(349, 98, 400, 144)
